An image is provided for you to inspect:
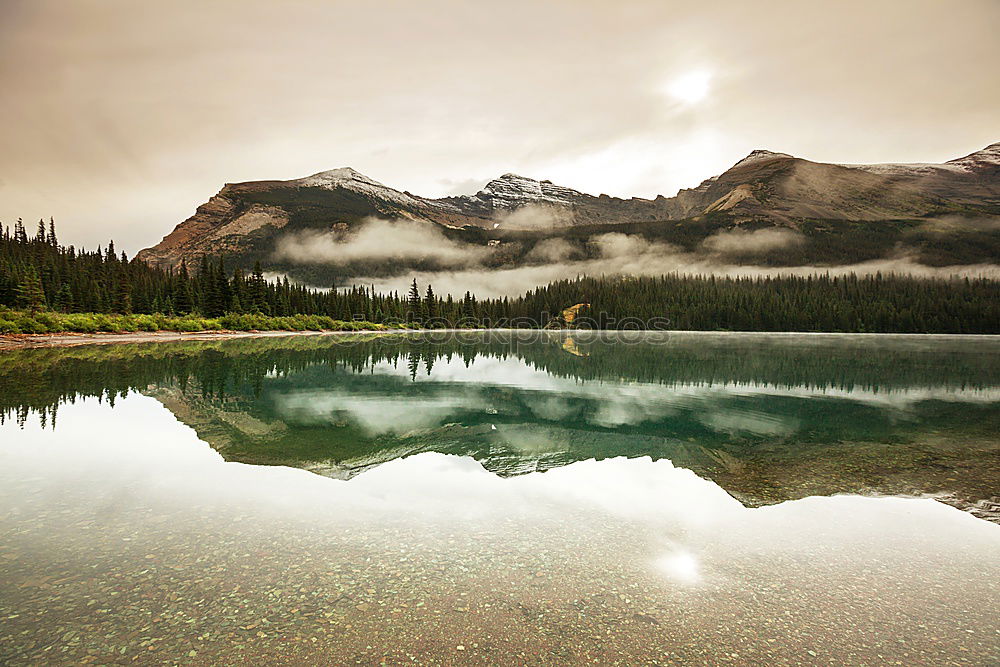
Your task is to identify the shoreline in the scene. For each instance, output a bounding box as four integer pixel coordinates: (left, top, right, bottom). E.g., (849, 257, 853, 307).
(3, 327, 999, 350)
(0, 328, 392, 350)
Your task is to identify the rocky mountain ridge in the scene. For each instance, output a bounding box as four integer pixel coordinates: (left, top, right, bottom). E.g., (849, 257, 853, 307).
(137, 143, 1000, 271)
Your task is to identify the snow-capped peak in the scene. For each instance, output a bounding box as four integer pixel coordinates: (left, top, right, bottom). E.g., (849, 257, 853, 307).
(475, 173, 586, 209)
(731, 150, 793, 169)
(291, 167, 460, 212)
(483, 173, 545, 197)
(296, 167, 386, 189)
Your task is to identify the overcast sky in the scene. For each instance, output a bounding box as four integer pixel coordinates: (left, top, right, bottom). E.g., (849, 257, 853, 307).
(1, 0, 998, 253)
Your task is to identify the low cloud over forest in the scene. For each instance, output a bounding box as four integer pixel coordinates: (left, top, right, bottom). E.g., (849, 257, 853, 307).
(271, 216, 1000, 298)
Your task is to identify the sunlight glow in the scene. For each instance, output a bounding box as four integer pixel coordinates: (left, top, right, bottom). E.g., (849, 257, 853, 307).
(666, 70, 712, 104)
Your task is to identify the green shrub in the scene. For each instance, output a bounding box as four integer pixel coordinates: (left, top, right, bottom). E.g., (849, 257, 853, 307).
(60, 314, 99, 333)
(0, 310, 389, 335)
(11, 314, 47, 334)
(131, 314, 161, 332)
(32, 312, 66, 332)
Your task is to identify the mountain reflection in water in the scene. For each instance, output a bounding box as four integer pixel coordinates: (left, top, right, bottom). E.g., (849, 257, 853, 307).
(3, 330, 997, 521)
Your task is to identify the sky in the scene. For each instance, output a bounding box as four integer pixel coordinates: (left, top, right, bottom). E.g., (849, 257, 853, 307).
(1, 0, 998, 254)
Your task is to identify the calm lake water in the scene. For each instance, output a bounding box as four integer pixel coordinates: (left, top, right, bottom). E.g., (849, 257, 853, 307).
(1, 331, 998, 665)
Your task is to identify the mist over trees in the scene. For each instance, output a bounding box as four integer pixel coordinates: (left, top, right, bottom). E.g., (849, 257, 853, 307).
(0, 219, 397, 320)
(1, 220, 997, 334)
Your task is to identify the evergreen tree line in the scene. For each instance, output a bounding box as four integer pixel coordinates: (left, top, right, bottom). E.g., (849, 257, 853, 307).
(505, 274, 999, 334)
(0, 219, 400, 319)
(1, 219, 997, 333)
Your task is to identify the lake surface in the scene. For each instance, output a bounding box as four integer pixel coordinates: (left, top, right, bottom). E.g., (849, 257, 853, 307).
(1, 331, 998, 665)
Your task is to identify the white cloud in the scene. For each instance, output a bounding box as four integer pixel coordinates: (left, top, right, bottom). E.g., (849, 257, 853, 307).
(274, 218, 488, 268)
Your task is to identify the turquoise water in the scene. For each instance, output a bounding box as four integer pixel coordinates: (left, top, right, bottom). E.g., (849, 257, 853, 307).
(1, 331, 998, 664)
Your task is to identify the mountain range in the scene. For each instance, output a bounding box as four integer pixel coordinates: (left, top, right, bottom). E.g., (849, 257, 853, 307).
(137, 143, 1000, 285)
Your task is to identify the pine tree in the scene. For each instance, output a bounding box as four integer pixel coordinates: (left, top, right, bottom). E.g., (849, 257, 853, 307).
(423, 284, 437, 325)
(214, 259, 232, 314)
(407, 279, 421, 323)
(174, 262, 193, 314)
(53, 283, 73, 312)
(16, 269, 46, 311)
(461, 291, 476, 324)
(249, 261, 268, 313)
(13, 218, 27, 244)
(115, 275, 132, 313)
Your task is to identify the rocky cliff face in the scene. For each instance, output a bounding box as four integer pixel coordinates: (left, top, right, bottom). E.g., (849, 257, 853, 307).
(670, 143, 1000, 221)
(137, 168, 682, 269)
(137, 143, 1000, 271)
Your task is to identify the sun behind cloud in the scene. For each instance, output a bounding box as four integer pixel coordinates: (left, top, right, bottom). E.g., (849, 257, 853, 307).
(665, 69, 712, 104)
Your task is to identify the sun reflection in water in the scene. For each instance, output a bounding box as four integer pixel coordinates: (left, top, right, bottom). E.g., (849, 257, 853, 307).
(656, 551, 700, 584)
